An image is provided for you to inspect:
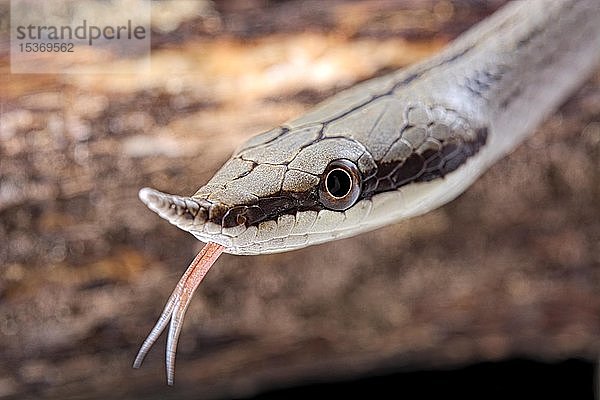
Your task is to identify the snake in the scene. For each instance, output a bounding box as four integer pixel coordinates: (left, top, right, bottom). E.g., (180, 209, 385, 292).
(132, 0, 600, 385)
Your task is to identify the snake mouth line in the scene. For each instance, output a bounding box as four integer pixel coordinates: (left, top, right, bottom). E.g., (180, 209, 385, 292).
(139, 186, 324, 232)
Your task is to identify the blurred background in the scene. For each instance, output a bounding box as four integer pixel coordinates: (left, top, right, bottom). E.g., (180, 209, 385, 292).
(1, 0, 599, 398)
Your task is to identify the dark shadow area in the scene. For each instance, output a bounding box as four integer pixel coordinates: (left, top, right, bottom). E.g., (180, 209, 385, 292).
(251, 359, 596, 400)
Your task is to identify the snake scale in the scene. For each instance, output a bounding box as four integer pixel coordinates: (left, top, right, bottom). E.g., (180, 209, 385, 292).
(133, 0, 600, 384)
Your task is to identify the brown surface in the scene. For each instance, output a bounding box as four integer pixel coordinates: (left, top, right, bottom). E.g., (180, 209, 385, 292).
(1, 1, 599, 399)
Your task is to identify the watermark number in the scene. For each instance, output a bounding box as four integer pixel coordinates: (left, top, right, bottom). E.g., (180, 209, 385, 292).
(18, 42, 75, 53)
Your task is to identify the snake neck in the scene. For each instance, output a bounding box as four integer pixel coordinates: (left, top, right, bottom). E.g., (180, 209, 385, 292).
(412, 0, 600, 159)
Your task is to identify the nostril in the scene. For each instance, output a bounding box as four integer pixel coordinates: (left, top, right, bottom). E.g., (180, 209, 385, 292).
(222, 206, 248, 228)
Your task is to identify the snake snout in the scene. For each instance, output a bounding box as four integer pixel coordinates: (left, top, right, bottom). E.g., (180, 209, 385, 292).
(139, 187, 211, 231)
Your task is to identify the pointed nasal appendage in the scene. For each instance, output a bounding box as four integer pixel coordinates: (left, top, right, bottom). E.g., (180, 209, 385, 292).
(138, 187, 208, 230)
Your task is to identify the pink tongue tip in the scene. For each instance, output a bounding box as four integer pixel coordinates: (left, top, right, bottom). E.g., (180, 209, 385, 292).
(133, 242, 226, 386)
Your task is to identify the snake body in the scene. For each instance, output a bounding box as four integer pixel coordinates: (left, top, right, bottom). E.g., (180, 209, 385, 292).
(140, 0, 600, 254)
(135, 0, 600, 384)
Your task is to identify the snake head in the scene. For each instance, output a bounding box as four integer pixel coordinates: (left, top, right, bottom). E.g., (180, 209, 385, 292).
(141, 92, 488, 255)
(141, 100, 488, 255)
(139, 125, 381, 254)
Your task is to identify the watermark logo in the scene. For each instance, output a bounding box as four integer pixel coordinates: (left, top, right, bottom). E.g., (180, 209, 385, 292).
(10, 0, 151, 74)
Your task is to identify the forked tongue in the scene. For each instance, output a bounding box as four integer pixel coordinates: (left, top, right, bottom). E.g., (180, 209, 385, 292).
(133, 242, 226, 385)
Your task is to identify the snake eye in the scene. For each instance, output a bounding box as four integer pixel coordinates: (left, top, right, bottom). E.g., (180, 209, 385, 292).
(319, 159, 362, 211)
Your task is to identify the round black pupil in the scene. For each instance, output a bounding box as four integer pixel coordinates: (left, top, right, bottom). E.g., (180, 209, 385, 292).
(327, 169, 352, 198)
